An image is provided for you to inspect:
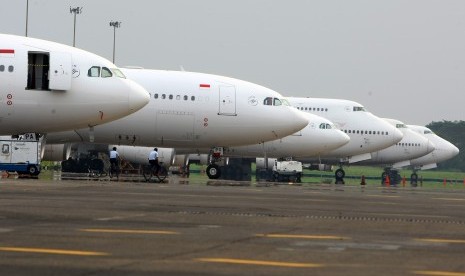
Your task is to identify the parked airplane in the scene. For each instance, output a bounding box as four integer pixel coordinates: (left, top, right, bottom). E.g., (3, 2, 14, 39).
(357, 118, 435, 183)
(408, 125, 459, 175)
(172, 112, 350, 177)
(44, 68, 309, 177)
(286, 97, 403, 182)
(0, 34, 149, 135)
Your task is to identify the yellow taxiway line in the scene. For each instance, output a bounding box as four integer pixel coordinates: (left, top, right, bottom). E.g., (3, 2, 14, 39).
(415, 238, 465, 244)
(256, 234, 349, 240)
(195, 258, 323, 268)
(414, 271, 465, 276)
(80, 228, 179, 235)
(0, 246, 108, 256)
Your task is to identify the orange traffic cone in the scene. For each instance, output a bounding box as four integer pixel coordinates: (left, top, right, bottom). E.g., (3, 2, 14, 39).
(385, 175, 390, 187)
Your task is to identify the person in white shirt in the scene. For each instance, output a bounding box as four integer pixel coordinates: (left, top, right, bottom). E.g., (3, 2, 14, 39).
(148, 147, 159, 174)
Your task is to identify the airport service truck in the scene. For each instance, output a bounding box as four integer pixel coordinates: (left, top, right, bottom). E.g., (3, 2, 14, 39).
(0, 134, 41, 176)
(272, 160, 302, 183)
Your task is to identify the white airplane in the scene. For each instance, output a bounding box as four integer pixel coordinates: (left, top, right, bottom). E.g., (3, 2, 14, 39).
(0, 34, 150, 135)
(44, 68, 309, 177)
(408, 125, 459, 175)
(286, 97, 403, 181)
(356, 118, 435, 184)
(174, 112, 350, 160)
(359, 119, 435, 167)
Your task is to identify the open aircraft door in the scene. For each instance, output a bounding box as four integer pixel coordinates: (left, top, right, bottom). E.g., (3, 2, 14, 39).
(218, 85, 236, 116)
(49, 52, 72, 90)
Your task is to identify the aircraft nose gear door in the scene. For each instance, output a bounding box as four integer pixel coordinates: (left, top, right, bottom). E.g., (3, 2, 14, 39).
(218, 85, 236, 116)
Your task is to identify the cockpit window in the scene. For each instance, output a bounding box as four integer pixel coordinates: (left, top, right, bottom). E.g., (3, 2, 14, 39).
(424, 130, 433, 134)
(88, 66, 100, 77)
(264, 97, 285, 106)
(263, 97, 273, 105)
(281, 99, 291, 106)
(101, 67, 113, 78)
(353, 106, 366, 112)
(111, 68, 126, 78)
(396, 123, 406, 128)
(319, 123, 332, 129)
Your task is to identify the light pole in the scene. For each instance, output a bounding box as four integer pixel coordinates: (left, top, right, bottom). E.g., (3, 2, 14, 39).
(109, 21, 122, 64)
(25, 0, 29, 36)
(69, 6, 83, 47)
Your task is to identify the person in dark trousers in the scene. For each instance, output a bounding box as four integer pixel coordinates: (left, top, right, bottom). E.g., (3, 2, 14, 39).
(148, 147, 160, 174)
(109, 147, 119, 178)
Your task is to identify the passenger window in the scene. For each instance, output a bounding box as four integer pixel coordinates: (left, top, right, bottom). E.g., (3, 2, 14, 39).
(176, 95, 181, 100)
(191, 96, 195, 101)
(88, 66, 100, 77)
(0, 65, 4, 72)
(169, 94, 173, 100)
(101, 67, 112, 78)
(184, 95, 188, 101)
(154, 93, 158, 99)
(8, 65, 13, 72)
(162, 94, 166, 99)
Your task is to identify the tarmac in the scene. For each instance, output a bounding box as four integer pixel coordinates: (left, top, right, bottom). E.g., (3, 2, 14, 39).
(1, 174, 465, 275)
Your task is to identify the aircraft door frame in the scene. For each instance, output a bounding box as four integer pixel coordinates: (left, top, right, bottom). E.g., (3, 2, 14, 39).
(218, 85, 236, 116)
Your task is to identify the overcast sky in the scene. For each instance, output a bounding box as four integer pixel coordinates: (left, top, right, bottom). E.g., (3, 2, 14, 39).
(1, 0, 464, 125)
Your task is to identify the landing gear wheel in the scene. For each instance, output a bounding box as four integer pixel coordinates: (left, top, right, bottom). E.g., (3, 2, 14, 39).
(410, 173, 418, 187)
(335, 169, 345, 179)
(206, 164, 221, 179)
(335, 168, 345, 184)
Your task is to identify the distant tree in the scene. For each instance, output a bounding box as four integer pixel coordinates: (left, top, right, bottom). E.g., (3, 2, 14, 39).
(426, 120, 465, 171)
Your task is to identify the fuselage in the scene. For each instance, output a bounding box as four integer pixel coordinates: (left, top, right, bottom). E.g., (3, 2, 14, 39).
(45, 68, 308, 148)
(0, 34, 149, 135)
(287, 97, 403, 163)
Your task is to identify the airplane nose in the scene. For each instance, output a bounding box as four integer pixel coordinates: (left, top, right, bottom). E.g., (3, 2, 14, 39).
(426, 140, 436, 154)
(287, 108, 310, 134)
(450, 144, 460, 157)
(127, 79, 150, 112)
(392, 128, 404, 144)
(340, 131, 350, 145)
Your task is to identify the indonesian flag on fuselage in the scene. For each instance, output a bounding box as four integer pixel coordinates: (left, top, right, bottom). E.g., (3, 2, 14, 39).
(199, 84, 210, 89)
(0, 49, 15, 58)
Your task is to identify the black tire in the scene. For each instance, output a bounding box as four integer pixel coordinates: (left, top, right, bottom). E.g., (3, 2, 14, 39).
(156, 167, 168, 182)
(142, 165, 153, 182)
(206, 164, 221, 179)
(27, 165, 39, 176)
(410, 173, 418, 186)
(335, 168, 345, 179)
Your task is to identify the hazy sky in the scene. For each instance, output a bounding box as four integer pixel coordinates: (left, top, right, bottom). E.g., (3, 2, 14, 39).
(1, 0, 464, 125)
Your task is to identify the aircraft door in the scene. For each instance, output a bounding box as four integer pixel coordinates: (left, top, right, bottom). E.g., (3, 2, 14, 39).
(218, 85, 236, 116)
(49, 52, 72, 90)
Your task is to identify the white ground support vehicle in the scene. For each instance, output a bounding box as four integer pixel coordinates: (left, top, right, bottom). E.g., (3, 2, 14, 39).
(0, 134, 41, 176)
(272, 160, 302, 183)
